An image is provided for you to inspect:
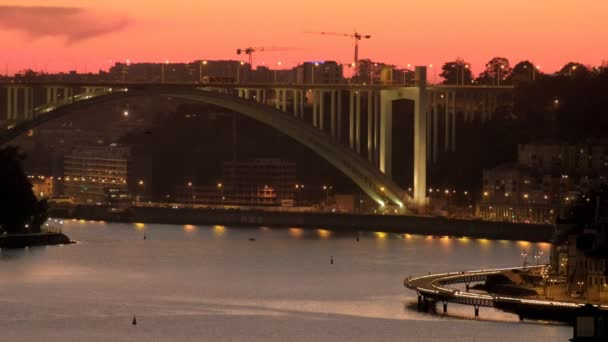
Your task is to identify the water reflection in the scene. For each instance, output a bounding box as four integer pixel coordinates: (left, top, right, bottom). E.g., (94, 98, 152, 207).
(316, 229, 331, 239)
(213, 225, 226, 237)
(288, 228, 303, 238)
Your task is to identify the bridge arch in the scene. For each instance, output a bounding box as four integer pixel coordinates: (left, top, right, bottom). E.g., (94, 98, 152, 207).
(1, 87, 409, 210)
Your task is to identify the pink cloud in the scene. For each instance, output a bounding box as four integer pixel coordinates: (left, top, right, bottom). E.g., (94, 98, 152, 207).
(0, 5, 129, 43)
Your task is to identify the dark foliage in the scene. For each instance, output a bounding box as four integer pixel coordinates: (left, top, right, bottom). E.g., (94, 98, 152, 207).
(0, 146, 48, 234)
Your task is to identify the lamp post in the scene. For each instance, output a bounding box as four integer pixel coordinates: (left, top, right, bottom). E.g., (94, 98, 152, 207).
(497, 64, 505, 86)
(217, 182, 224, 203)
(199, 60, 207, 83)
(521, 249, 528, 269)
(237, 61, 244, 83)
(161, 60, 169, 83)
(274, 61, 282, 84)
(137, 179, 145, 206)
(187, 181, 193, 206)
(311, 62, 319, 85)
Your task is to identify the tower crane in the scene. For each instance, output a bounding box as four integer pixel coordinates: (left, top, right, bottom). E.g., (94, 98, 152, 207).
(319, 31, 371, 73)
(236, 47, 293, 66)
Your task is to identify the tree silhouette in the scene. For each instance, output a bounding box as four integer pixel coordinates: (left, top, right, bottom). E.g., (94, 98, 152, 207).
(440, 58, 473, 85)
(510, 60, 542, 84)
(476, 57, 512, 85)
(557, 62, 591, 79)
(0, 147, 47, 234)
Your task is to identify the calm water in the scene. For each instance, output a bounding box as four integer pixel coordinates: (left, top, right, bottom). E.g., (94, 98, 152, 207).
(0, 221, 570, 341)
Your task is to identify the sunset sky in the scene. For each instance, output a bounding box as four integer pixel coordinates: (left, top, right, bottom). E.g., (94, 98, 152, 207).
(1, 0, 607, 75)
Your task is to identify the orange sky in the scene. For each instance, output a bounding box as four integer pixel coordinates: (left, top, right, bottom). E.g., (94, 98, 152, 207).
(1, 0, 607, 75)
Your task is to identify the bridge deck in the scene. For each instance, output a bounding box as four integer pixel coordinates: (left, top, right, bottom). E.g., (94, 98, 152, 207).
(405, 266, 605, 311)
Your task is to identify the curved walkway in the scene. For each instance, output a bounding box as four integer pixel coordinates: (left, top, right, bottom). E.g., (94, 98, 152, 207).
(404, 266, 606, 321)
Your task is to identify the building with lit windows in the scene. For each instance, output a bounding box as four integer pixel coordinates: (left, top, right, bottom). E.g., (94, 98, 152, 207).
(63, 145, 130, 204)
(479, 142, 608, 224)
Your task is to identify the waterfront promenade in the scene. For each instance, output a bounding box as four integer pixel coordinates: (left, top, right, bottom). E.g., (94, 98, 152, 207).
(405, 266, 607, 322)
(50, 204, 554, 242)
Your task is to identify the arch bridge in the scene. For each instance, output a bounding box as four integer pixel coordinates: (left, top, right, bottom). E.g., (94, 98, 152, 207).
(0, 67, 512, 211)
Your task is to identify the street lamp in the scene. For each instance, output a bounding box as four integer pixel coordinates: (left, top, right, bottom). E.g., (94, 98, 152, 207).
(497, 64, 505, 86)
(312, 62, 319, 85)
(521, 249, 528, 268)
(161, 60, 169, 83)
(274, 61, 282, 84)
(199, 60, 207, 83)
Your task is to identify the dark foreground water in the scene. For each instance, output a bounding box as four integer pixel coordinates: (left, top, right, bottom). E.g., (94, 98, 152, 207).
(0, 221, 570, 341)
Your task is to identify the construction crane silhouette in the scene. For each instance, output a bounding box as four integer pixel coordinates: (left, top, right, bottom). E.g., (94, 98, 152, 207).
(236, 47, 293, 66)
(319, 31, 371, 72)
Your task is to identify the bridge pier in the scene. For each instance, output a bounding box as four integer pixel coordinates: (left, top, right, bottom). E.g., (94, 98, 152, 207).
(330, 90, 336, 137)
(474, 305, 480, 319)
(417, 294, 424, 311)
(443, 301, 448, 315)
(292, 89, 298, 117)
(367, 90, 373, 162)
(312, 89, 318, 127)
(5, 86, 34, 122)
(281, 88, 287, 112)
(355, 90, 361, 153)
(319, 89, 325, 130)
(349, 90, 355, 149)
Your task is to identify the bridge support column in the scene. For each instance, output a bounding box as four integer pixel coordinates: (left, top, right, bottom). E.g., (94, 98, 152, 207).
(337, 90, 342, 140)
(319, 89, 325, 130)
(355, 90, 361, 153)
(275, 89, 281, 110)
(367, 90, 373, 161)
(413, 67, 428, 208)
(262, 89, 266, 105)
(6, 87, 12, 121)
(330, 90, 336, 137)
(474, 306, 480, 319)
(349, 90, 355, 149)
(293, 89, 298, 117)
(23, 87, 33, 120)
(374, 91, 380, 165)
(417, 294, 423, 311)
(256, 89, 261, 103)
(379, 90, 393, 177)
(433, 92, 438, 163)
(281, 88, 287, 112)
(443, 302, 448, 315)
(465, 281, 470, 292)
(312, 90, 318, 127)
(299, 90, 304, 119)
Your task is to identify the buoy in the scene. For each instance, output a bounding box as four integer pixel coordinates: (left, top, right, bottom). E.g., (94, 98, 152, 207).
(132, 315, 137, 325)
(330, 256, 334, 264)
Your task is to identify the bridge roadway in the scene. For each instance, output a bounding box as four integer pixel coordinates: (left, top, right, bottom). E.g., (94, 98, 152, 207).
(404, 266, 607, 322)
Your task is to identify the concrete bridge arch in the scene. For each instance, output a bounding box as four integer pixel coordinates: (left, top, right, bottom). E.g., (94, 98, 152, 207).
(0, 86, 409, 210)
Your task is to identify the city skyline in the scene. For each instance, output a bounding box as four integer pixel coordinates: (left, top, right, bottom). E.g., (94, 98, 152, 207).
(1, 0, 607, 75)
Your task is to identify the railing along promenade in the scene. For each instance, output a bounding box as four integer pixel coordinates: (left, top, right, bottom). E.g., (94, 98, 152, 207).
(405, 266, 608, 321)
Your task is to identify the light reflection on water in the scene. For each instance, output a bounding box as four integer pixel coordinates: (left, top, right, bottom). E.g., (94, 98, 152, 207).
(0, 222, 570, 341)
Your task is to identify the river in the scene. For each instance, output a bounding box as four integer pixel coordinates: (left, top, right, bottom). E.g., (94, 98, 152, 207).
(0, 221, 570, 341)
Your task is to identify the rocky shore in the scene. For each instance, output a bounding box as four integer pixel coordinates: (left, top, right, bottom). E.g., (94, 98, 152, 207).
(0, 232, 72, 249)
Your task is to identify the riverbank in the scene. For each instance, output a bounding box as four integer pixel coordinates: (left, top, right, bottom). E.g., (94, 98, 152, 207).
(49, 204, 554, 242)
(0, 232, 72, 249)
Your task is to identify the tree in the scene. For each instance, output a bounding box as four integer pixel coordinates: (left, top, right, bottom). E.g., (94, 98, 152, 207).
(440, 58, 473, 85)
(510, 60, 542, 84)
(557, 62, 591, 79)
(476, 57, 512, 85)
(0, 147, 47, 234)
